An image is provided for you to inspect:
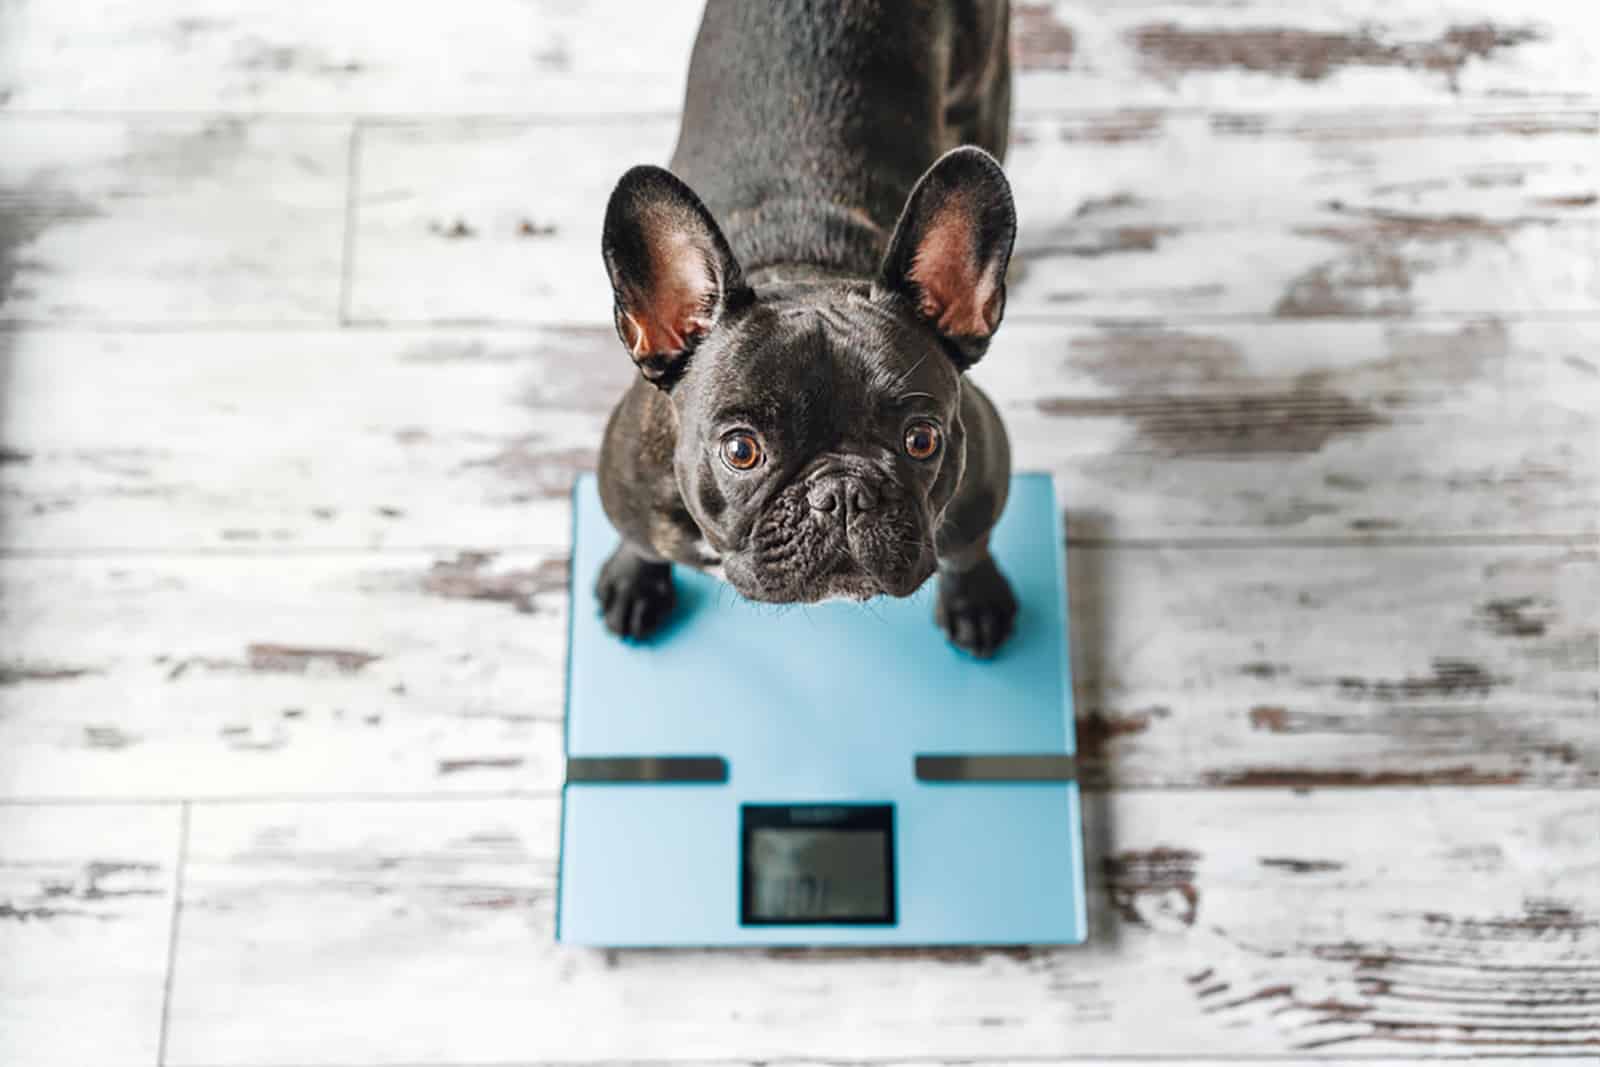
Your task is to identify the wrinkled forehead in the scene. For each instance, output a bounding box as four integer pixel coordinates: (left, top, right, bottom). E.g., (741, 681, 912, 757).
(699, 295, 954, 429)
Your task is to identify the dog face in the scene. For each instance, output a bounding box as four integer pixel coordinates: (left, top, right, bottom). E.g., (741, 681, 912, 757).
(600, 148, 1015, 603)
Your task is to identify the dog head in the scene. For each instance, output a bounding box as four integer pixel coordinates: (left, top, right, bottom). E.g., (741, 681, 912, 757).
(601, 147, 1015, 603)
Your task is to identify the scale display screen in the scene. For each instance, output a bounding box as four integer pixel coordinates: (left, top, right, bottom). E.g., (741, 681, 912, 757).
(740, 804, 896, 925)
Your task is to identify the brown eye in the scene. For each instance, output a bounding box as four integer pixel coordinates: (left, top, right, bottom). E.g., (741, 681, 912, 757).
(904, 421, 941, 461)
(721, 432, 763, 471)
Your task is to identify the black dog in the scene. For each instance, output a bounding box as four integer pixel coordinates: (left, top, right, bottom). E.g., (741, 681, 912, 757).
(594, 0, 1018, 657)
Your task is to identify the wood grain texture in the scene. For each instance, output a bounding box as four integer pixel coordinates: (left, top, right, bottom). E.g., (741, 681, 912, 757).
(0, 543, 1590, 798)
(164, 791, 1600, 1061)
(0, 116, 346, 323)
(1, 1, 1594, 114)
(0, 803, 181, 1067)
(348, 110, 1600, 324)
(2, 320, 1592, 551)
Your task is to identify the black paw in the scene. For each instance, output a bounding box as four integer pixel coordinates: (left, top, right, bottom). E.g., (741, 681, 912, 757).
(595, 549, 675, 640)
(935, 557, 1017, 659)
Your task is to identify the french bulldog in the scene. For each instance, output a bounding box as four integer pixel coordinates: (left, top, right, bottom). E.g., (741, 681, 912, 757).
(594, 0, 1019, 657)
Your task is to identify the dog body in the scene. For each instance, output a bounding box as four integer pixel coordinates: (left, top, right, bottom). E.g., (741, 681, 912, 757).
(595, 0, 1020, 656)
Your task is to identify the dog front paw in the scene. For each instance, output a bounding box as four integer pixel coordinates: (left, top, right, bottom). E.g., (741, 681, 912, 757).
(595, 548, 675, 640)
(935, 557, 1017, 659)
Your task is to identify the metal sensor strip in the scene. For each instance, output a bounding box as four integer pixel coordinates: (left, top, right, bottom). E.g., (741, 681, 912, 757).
(915, 754, 1078, 783)
(566, 755, 729, 784)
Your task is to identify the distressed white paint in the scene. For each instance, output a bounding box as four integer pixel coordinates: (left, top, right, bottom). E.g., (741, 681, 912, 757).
(0, 116, 347, 323)
(1, 320, 1593, 551)
(163, 791, 1600, 1062)
(0, 804, 181, 1067)
(0, 543, 1590, 799)
(1, 1, 1595, 114)
(349, 110, 1600, 324)
(1, 0, 1597, 1061)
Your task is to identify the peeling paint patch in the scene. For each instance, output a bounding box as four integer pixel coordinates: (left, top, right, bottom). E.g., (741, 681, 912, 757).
(1260, 856, 1345, 874)
(1105, 847, 1200, 930)
(1069, 330, 1245, 393)
(1207, 766, 1524, 787)
(1078, 706, 1164, 762)
(246, 644, 380, 674)
(1037, 387, 1386, 455)
(0, 662, 101, 685)
(83, 725, 138, 750)
(437, 756, 525, 776)
(1476, 596, 1555, 638)
(422, 550, 568, 614)
(1248, 705, 1291, 732)
(1336, 657, 1499, 701)
(1131, 22, 1541, 87)
(1013, 2, 1076, 70)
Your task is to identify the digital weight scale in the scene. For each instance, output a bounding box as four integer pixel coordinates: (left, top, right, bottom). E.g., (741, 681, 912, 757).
(557, 472, 1087, 946)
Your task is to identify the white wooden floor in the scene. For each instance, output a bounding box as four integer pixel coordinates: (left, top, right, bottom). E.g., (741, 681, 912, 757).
(2, 1, 1598, 1063)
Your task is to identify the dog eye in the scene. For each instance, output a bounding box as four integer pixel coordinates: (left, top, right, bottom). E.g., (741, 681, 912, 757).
(721, 431, 764, 471)
(904, 421, 941, 461)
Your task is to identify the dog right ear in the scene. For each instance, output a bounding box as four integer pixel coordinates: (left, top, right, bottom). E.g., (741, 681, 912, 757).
(601, 166, 748, 389)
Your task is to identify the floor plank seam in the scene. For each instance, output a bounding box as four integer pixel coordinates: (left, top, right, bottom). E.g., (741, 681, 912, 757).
(156, 800, 192, 1067)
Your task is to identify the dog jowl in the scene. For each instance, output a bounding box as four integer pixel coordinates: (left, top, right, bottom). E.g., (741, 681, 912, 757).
(592, 0, 1020, 658)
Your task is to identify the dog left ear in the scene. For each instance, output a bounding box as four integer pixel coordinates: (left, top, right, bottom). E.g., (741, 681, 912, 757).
(877, 146, 1016, 370)
(601, 165, 749, 389)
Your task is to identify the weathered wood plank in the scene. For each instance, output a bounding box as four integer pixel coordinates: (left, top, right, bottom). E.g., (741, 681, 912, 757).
(1, 0, 1593, 114)
(2, 320, 1593, 551)
(0, 803, 181, 1067)
(0, 116, 346, 323)
(0, 543, 1590, 798)
(165, 791, 1600, 1061)
(349, 110, 1600, 324)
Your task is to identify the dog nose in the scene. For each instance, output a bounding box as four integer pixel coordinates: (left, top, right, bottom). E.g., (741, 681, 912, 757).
(807, 475, 878, 516)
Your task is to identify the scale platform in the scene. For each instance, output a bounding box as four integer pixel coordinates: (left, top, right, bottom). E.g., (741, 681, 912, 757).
(557, 472, 1086, 946)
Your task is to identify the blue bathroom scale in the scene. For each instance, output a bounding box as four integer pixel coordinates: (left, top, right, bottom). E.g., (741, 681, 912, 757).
(557, 472, 1086, 946)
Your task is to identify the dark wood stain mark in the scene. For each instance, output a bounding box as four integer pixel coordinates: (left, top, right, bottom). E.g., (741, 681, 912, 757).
(1260, 856, 1346, 874)
(0, 447, 32, 465)
(1069, 329, 1244, 393)
(83, 725, 138, 750)
(0, 662, 101, 685)
(1248, 705, 1291, 732)
(1240, 661, 1288, 679)
(1532, 193, 1598, 209)
(2, 860, 164, 923)
(1315, 202, 1546, 240)
(375, 505, 405, 519)
(1037, 387, 1386, 455)
(1207, 766, 1525, 787)
(247, 643, 380, 674)
(1336, 658, 1500, 701)
(1131, 22, 1541, 87)
(1275, 246, 1416, 318)
(220, 723, 287, 752)
(1075, 193, 1141, 218)
(1420, 900, 1595, 942)
(429, 218, 476, 239)
(1077, 706, 1164, 763)
(437, 756, 526, 775)
(1105, 847, 1200, 930)
(1476, 596, 1554, 638)
(1013, 2, 1076, 70)
(422, 550, 568, 615)
(517, 218, 558, 237)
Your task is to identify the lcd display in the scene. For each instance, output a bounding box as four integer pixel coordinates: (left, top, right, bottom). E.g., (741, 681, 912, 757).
(741, 804, 895, 925)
